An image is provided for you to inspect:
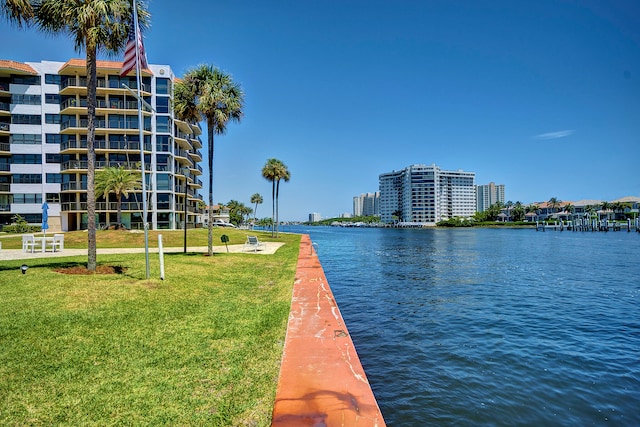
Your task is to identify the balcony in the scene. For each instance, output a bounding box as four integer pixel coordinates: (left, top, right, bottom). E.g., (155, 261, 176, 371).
(0, 142, 9, 153)
(0, 183, 9, 192)
(190, 136, 203, 149)
(0, 122, 9, 134)
(61, 160, 151, 172)
(61, 182, 87, 191)
(0, 101, 9, 115)
(189, 178, 203, 189)
(189, 150, 203, 162)
(174, 149, 192, 165)
(60, 118, 152, 135)
(174, 133, 192, 150)
(60, 97, 87, 113)
(62, 200, 144, 212)
(0, 163, 9, 172)
(0, 82, 9, 92)
(60, 138, 151, 153)
(60, 77, 150, 96)
(189, 164, 203, 175)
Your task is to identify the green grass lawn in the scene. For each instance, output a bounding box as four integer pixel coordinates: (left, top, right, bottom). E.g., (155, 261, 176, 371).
(0, 230, 301, 426)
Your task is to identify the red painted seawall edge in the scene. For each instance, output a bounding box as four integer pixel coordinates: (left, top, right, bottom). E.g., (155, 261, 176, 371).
(271, 234, 386, 427)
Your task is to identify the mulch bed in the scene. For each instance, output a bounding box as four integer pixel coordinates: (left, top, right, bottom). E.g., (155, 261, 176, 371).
(54, 265, 126, 275)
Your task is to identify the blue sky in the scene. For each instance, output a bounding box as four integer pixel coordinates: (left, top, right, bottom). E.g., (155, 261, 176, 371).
(2, 0, 639, 220)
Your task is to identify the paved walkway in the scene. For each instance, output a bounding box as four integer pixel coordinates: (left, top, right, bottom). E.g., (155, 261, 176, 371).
(0, 242, 284, 261)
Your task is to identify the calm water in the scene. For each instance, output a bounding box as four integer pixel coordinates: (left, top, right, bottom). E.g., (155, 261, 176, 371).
(282, 226, 640, 426)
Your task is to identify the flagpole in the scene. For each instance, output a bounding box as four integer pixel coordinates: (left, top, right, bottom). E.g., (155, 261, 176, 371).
(132, 0, 150, 279)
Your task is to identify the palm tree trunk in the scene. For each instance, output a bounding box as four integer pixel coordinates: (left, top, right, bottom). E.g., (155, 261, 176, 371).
(271, 180, 275, 237)
(275, 179, 280, 238)
(207, 119, 215, 256)
(116, 193, 122, 226)
(86, 46, 97, 271)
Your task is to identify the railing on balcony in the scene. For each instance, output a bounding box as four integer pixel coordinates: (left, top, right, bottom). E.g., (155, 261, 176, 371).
(0, 183, 10, 192)
(0, 123, 9, 131)
(175, 148, 192, 159)
(61, 138, 151, 152)
(62, 201, 146, 212)
(0, 204, 10, 211)
(61, 202, 87, 211)
(61, 182, 87, 191)
(60, 98, 88, 109)
(61, 118, 151, 132)
(0, 102, 9, 112)
(61, 77, 149, 92)
(97, 99, 139, 110)
(61, 160, 151, 171)
(0, 163, 10, 171)
(0, 82, 9, 91)
(0, 142, 9, 152)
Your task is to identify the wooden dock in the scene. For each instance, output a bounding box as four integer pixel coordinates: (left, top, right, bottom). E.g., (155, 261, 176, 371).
(535, 219, 640, 232)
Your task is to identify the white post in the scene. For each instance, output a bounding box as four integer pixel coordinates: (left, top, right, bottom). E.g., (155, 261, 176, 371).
(158, 234, 165, 281)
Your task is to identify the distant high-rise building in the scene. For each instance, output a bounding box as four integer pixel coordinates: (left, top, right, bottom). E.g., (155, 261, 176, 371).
(309, 212, 321, 222)
(379, 164, 476, 224)
(476, 182, 505, 212)
(353, 192, 379, 217)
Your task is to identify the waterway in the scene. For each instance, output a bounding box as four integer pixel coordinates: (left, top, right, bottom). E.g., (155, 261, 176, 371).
(281, 226, 640, 426)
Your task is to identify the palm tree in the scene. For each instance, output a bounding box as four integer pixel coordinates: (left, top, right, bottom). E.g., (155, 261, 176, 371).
(33, 0, 149, 270)
(174, 65, 244, 256)
(548, 197, 561, 214)
(95, 165, 141, 228)
(262, 158, 290, 238)
(250, 193, 263, 223)
(600, 201, 612, 220)
(1, 0, 34, 26)
(611, 201, 626, 220)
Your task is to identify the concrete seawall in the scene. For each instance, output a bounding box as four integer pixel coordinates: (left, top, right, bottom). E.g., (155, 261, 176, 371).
(272, 234, 386, 426)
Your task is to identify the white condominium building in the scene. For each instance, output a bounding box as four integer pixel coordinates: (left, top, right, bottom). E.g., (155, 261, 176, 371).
(0, 59, 204, 232)
(379, 164, 476, 225)
(353, 192, 380, 217)
(476, 182, 505, 212)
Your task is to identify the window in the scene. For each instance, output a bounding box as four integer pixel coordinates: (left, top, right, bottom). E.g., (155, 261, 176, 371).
(13, 174, 42, 184)
(46, 134, 61, 144)
(45, 114, 61, 124)
(156, 96, 169, 113)
(12, 193, 42, 204)
(12, 154, 41, 164)
(156, 116, 170, 133)
(156, 193, 170, 209)
(11, 94, 41, 105)
(12, 115, 41, 125)
(156, 173, 171, 191)
(156, 135, 170, 152)
(46, 193, 60, 203)
(156, 78, 171, 95)
(46, 173, 62, 183)
(156, 154, 169, 171)
(45, 74, 61, 85)
(45, 94, 60, 104)
(10, 134, 41, 144)
(11, 75, 41, 85)
(45, 153, 61, 163)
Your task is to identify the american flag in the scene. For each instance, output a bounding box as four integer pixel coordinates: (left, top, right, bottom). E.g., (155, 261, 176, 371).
(120, 15, 147, 77)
